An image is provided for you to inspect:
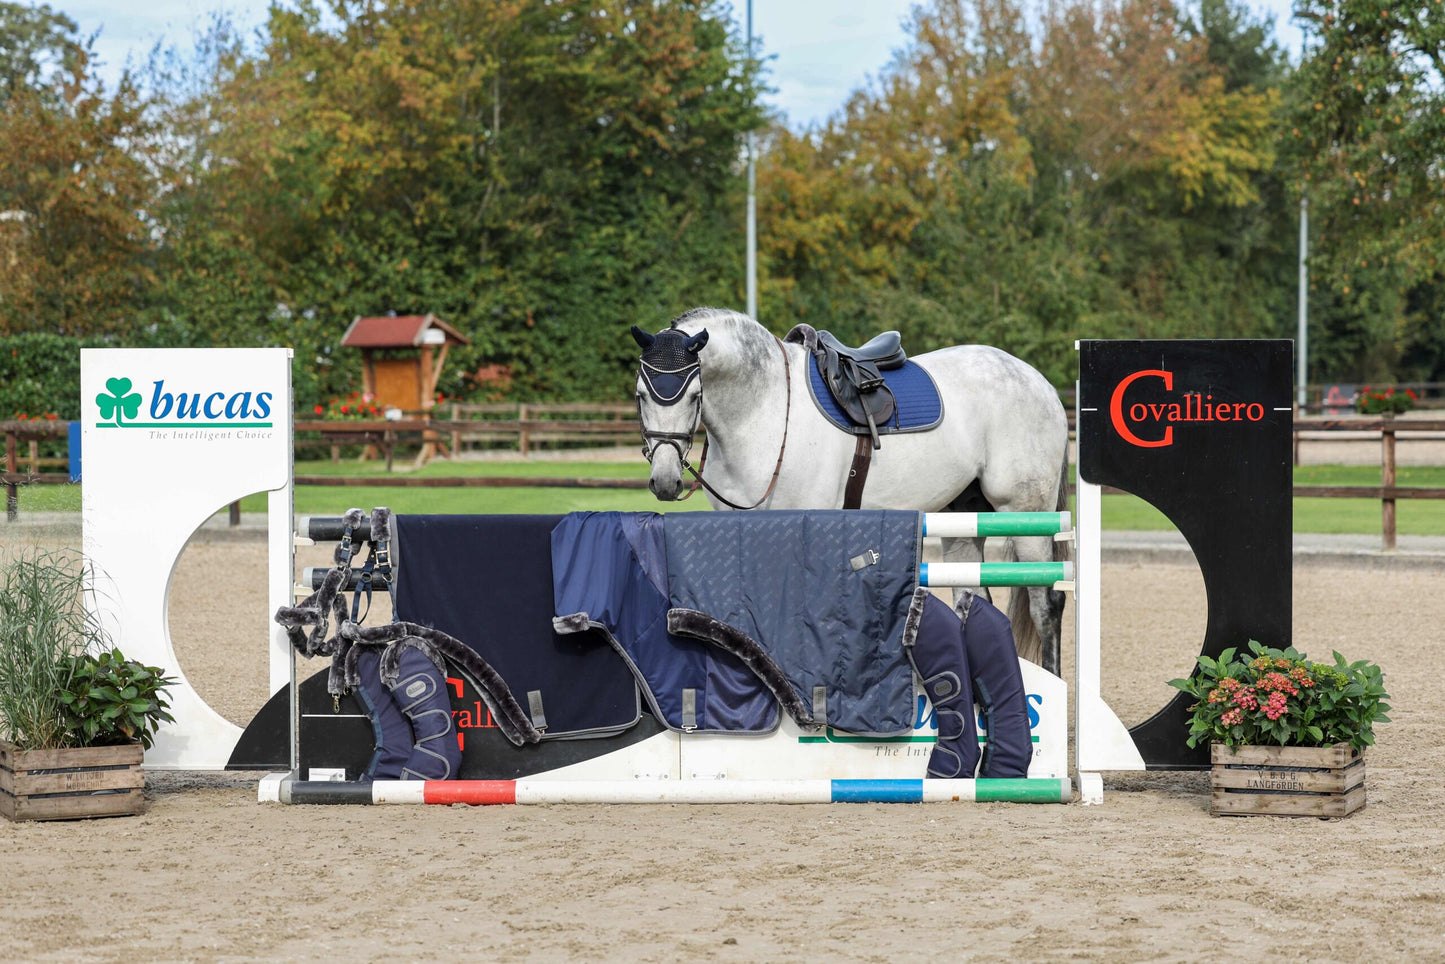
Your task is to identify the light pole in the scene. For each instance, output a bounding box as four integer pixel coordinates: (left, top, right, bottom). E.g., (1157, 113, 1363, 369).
(746, 0, 758, 321)
(1297, 195, 1308, 409)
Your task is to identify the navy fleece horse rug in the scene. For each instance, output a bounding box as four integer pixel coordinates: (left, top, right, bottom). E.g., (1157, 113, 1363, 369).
(552, 510, 924, 737)
(393, 514, 640, 739)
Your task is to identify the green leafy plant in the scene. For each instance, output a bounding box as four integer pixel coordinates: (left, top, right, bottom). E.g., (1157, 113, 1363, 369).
(56, 649, 176, 750)
(1356, 386, 1416, 415)
(0, 332, 88, 423)
(1170, 641, 1390, 749)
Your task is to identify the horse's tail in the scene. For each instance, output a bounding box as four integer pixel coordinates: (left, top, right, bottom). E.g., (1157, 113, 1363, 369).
(1053, 449, 1072, 566)
(1005, 566, 1042, 665)
(1004, 451, 1071, 666)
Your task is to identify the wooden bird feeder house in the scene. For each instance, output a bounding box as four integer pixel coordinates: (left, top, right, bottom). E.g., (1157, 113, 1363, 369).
(341, 314, 469, 465)
(341, 313, 469, 415)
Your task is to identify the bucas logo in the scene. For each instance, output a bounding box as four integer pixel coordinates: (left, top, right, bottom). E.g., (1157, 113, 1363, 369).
(95, 377, 274, 427)
(1109, 369, 1266, 448)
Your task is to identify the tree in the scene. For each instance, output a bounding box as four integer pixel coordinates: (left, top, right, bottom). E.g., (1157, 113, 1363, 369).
(153, 0, 764, 403)
(1288, 0, 1445, 379)
(0, 4, 159, 338)
(754, 0, 1288, 385)
(0, 2, 84, 105)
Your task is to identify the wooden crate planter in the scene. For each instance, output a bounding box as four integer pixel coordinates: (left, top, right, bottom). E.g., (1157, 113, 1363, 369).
(1211, 743, 1365, 818)
(0, 741, 145, 822)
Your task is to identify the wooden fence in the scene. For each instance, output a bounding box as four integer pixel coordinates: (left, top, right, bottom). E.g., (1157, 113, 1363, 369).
(1290, 416, 1445, 550)
(447, 402, 638, 456)
(1, 420, 69, 522)
(296, 404, 642, 468)
(6, 415, 1445, 549)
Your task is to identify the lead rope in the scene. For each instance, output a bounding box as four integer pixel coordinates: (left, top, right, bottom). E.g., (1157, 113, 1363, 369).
(680, 334, 791, 511)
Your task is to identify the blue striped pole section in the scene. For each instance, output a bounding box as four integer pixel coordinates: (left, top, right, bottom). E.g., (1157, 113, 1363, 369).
(921, 511, 1072, 538)
(918, 561, 1073, 588)
(267, 777, 1072, 805)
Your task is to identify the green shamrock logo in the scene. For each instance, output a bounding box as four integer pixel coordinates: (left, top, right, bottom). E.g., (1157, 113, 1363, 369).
(96, 377, 143, 425)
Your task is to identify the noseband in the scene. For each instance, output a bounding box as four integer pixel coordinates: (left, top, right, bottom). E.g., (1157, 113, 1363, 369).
(636, 329, 791, 510)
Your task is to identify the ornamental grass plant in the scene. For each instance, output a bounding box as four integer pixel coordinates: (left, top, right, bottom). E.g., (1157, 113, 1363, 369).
(0, 548, 97, 750)
(1170, 641, 1390, 750)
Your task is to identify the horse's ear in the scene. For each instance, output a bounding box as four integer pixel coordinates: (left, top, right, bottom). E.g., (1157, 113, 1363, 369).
(684, 330, 709, 354)
(630, 325, 655, 349)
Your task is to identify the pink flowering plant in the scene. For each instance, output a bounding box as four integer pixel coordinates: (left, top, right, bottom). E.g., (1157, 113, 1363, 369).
(1169, 641, 1389, 749)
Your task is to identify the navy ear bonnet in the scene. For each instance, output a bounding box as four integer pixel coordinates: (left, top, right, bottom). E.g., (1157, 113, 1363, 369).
(632, 326, 708, 405)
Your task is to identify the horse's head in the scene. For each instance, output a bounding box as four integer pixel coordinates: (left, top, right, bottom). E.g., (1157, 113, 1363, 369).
(631, 323, 709, 501)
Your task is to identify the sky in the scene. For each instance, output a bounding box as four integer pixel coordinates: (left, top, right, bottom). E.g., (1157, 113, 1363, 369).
(55, 0, 1308, 129)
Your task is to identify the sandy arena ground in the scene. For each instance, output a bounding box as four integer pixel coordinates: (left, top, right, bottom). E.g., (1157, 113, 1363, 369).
(2, 527, 1443, 963)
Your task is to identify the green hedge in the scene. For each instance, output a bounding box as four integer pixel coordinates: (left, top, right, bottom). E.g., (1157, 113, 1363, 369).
(0, 332, 91, 420)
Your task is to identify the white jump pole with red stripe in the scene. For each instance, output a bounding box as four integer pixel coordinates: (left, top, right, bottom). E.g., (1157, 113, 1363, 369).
(262, 775, 1074, 806)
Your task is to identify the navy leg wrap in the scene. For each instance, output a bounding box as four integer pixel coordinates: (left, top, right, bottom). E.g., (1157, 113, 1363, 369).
(354, 649, 415, 780)
(388, 647, 461, 780)
(960, 593, 1033, 778)
(908, 594, 980, 778)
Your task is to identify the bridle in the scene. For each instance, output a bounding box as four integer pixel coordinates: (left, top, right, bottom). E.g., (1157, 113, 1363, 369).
(636, 330, 792, 511)
(636, 351, 704, 467)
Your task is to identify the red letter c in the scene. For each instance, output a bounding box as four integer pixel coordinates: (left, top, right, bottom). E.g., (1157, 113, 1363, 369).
(1110, 369, 1173, 448)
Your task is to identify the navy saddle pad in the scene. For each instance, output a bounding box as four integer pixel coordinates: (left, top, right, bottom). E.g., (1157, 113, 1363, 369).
(806, 354, 943, 434)
(394, 514, 641, 739)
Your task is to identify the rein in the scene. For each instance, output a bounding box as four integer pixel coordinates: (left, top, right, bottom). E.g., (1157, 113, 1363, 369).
(642, 334, 791, 511)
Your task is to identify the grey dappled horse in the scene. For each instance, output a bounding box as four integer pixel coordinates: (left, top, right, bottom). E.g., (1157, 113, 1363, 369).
(631, 306, 1071, 675)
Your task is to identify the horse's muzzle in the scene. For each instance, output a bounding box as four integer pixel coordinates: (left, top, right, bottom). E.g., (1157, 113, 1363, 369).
(647, 448, 686, 501)
(648, 473, 685, 501)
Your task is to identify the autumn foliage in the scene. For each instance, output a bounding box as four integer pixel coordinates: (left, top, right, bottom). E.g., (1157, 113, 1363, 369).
(2, 0, 1443, 407)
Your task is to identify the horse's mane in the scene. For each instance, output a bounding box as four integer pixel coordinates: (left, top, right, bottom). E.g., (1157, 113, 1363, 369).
(668, 306, 749, 333)
(667, 307, 775, 371)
